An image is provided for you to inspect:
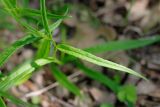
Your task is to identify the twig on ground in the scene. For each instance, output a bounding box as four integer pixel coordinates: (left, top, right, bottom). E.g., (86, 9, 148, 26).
(23, 72, 81, 98)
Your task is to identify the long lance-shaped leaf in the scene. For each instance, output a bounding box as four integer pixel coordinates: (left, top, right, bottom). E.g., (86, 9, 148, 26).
(0, 35, 40, 67)
(62, 36, 160, 63)
(0, 91, 36, 107)
(75, 61, 119, 93)
(17, 8, 68, 19)
(40, 0, 51, 37)
(0, 57, 59, 91)
(50, 64, 81, 96)
(0, 97, 6, 107)
(85, 36, 160, 54)
(57, 44, 147, 80)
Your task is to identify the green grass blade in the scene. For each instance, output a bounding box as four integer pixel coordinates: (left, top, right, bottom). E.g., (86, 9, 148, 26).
(40, 0, 51, 37)
(0, 97, 6, 107)
(0, 91, 36, 107)
(75, 61, 119, 93)
(85, 36, 160, 54)
(50, 64, 81, 96)
(57, 44, 147, 80)
(18, 8, 68, 19)
(36, 39, 51, 59)
(41, 19, 62, 33)
(0, 35, 40, 67)
(0, 58, 58, 91)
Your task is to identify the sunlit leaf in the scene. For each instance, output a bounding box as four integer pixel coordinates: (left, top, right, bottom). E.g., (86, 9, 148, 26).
(57, 44, 146, 80)
(0, 58, 58, 91)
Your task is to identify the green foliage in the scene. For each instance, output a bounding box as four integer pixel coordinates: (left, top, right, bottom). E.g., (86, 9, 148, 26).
(0, 0, 157, 106)
(100, 103, 114, 107)
(36, 39, 51, 59)
(0, 58, 58, 91)
(118, 85, 137, 104)
(50, 64, 81, 96)
(57, 44, 146, 79)
(85, 36, 160, 54)
(40, 0, 52, 37)
(75, 60, 136, 106)
(0, 97, 6, 107)
(0, 35, 40, 67)
(75, 61, 119, 93)
(0, 91, 36, 107)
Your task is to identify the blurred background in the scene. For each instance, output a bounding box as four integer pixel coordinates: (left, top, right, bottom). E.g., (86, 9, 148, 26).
(0, 0, 160, 107)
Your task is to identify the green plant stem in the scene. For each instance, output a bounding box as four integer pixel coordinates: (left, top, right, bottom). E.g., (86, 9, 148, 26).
(40, 0, 57, 57)
(40, 0, 51, 37)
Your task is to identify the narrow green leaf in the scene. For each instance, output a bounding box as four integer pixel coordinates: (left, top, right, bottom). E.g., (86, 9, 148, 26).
(40, 0, 51, 37)
(0, 97, 6, 107)
(17, 8, 68, 19)
(57, 44, 147, 80)
(0, 91, 36, 107)
(50, 64, 81, 96)
(85, 36, 160, 54)
(36, 39, 51, 59)
(75, 61, 119, 93)
(0, 35, 40, 67)
(0, 57, 58, 91)
(41, 19, 62, 33)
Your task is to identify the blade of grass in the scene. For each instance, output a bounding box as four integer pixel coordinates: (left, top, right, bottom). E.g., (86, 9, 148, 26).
(0, 91, 36, 107)
(0, 35, 41, 67)
(50, 63, 81, 96)
(36, 39, 51, 59)
(57, 44, 147, 80)
(41, 19, 62, 33)
(0, 57, 59, 91)
(75, 61, 119, 93)
(17, 8, 68, 19)
(0, 97, 6, 107)
(40, 0, 51, 37)
(85, 36, 160, 54)
(62, 36, 160, 63)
